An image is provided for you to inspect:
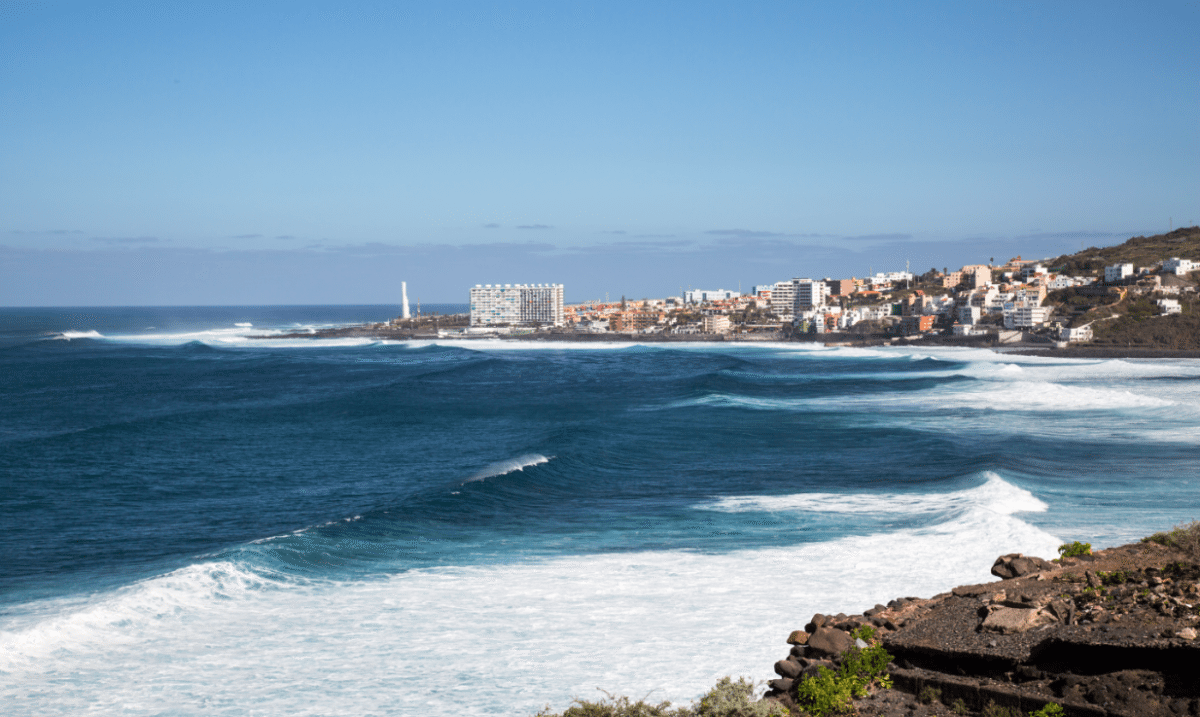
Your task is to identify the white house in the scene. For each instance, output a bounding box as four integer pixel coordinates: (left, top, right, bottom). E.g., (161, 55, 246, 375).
(1105, 264, 1134, 283)
(1163, 258, 1197, 276)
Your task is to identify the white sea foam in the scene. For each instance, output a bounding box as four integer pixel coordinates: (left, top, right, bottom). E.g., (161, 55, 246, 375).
(54, 330, 104, 340)
(0, 478, 1061, 717)
(98, 326, 381, 348)
(466, 453, 553, 482)
(701, 472, 1045, 516)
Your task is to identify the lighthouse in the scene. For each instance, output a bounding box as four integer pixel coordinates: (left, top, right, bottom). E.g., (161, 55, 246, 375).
(401, 282, 411, 319)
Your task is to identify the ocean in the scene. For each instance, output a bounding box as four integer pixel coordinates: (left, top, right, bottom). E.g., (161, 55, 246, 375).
(1, 306, 1197, 716)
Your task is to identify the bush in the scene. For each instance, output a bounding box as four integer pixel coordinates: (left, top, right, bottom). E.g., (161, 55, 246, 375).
(535, 692, 687, 717)
(793, 633, 894, 716)
(1057, 541, 1092, 559)
(1143, 520, 1200, 558)
(949, 698, 968, 715)
(794, 667, 856, 716)
(980, 701, 1021, 717)
(1030, 703, 1065, 717)
(694, 677, 788, 717)
(535, 678, 788, 717)
(917, 686, 942, 704)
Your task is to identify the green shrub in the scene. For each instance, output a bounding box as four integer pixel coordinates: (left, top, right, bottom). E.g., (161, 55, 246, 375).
(917, 686, 942, 704)
(1057, 541, 1092, 559)
(1097, 569, 1132, 585)
(794, 667, 856, 716)
(1030, 703, 1065, 717)
(949, 698, 968, 715)
(792, 637, 894, 716)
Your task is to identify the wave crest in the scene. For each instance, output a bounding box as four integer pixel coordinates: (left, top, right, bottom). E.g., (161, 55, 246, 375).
(466, 454, 553, 482)
(698, 472, 1046, 517)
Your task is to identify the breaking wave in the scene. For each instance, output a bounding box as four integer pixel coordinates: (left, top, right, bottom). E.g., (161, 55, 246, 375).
(466, 453, 553, 482)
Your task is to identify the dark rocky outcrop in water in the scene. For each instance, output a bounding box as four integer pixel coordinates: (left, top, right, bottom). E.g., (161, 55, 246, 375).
(762, 540, 1200, 716)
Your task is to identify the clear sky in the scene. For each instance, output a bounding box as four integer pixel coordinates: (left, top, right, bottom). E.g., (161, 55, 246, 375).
(2, 0, 1197, 305)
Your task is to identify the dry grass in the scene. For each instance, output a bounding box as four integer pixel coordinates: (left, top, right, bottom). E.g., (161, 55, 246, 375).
(1143, 520, 1200, 558)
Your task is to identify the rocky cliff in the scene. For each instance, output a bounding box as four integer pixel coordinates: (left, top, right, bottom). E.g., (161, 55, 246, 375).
(764, 539, 1200, 716)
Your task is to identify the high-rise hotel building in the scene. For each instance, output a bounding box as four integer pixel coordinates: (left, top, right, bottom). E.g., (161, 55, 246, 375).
(469, 284, 565, 327)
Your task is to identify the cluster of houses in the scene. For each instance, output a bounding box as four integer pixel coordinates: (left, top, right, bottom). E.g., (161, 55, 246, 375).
(553, 255, 1196, 341)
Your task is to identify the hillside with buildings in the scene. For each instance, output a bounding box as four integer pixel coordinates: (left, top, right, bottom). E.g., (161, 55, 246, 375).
(455, 228, 1198, 353)
(270, 228, 1199, 353)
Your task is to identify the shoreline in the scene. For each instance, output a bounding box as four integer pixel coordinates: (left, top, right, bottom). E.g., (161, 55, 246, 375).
(251, 325, 1200, 359)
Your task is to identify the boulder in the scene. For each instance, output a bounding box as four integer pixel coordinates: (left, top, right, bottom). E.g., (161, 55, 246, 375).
(981, 606, 1055, 634)
(806, 626, 854, 658)
(990, 553, 1054, 580)
(767, 678, 794, 692)
(774, 659, 802, 679)
(786, 630, 809, 645)
(804, 614, 828, 633)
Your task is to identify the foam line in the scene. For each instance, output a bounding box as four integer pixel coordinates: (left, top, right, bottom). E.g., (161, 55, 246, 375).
(699, 472, 1046, 516)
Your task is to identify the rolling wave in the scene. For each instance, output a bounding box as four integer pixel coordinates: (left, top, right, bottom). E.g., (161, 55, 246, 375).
(466, 453, 553, 482)
(698, 472, 1044, 517)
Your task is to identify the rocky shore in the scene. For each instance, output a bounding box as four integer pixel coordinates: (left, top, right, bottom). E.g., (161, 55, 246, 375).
(763, 539, 1200, 716)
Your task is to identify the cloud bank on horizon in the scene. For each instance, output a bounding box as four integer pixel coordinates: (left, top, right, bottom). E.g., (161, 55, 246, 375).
(1, 1, 1196, 306)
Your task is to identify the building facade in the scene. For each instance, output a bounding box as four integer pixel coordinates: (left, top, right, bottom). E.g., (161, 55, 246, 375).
(794, 279, 829, 310)
(469, 284, 565, 327)
(685, 288, 738, 304)
(1105, 264, 1134, 283)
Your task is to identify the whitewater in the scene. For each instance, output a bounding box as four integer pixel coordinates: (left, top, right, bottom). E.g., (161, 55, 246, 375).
(1, 306, 1198, 716)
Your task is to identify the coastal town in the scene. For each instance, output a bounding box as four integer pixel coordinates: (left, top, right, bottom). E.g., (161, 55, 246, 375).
(391, 228, 1200, 351)
(267, 227, 1200, 352)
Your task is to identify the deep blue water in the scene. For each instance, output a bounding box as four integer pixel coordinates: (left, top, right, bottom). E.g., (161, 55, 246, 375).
(1, 307, 1197, 716)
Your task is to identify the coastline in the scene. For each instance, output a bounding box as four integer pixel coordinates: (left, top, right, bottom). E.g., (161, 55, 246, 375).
(753, 535, 1200, 717)
(251, 323, 1200, 359)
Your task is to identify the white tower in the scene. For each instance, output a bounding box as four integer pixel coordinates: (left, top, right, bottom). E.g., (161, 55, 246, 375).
(401, 281, 411, 319)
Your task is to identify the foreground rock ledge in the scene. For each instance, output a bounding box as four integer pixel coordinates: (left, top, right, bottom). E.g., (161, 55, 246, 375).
(764, 541, 1200, 716)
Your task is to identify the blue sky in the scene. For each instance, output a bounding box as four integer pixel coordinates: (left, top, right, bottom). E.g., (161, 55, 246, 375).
(2, 1, 1197, 305)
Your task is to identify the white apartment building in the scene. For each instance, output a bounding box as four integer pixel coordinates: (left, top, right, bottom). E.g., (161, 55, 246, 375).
(1163, 258, 1197, 275)
(685, 288, 738, 304)
(1005, 306, 1050, 329)
(867, 271, 914, 288)
(701, 315, 731, 333)
(1046, 275, 1095, 290)
(1020, 264, 1047, 281)
(793, 278, 829, 310)
(771, 281, 796, 318)
(958, 305, 982, 325)
(470, 284, 564, 327)
(1105, 263, 1134, 283)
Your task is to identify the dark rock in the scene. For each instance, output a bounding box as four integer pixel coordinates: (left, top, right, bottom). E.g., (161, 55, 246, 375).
(786, 629, 809, 645)
(952, 584, 990, 597)
(804, 614, 827, 633)
(774, 659, 802, 679)
(789, 644, 808, 658)
(767, 678, 794, 692)
(991, 553, 1054, 580)
(806, 626, 854, 658)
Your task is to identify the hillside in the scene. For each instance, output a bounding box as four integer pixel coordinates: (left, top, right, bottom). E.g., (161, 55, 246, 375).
(1045, 226, 1200, 277)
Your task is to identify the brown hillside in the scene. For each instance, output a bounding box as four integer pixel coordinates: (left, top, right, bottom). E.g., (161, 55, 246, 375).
(1045, 227, 1200, 277)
